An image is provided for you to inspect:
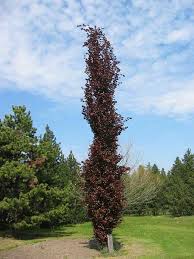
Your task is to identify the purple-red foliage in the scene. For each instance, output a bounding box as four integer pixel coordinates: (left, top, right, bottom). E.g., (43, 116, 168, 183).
(80, 25, 129, 246)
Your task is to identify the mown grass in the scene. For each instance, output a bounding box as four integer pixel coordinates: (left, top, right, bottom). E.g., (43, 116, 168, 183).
(114, 216, 194, 258)
(1, 216, 194, 258)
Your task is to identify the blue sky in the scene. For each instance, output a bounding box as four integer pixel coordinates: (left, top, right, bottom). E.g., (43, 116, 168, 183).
(0, 0, 194, 171)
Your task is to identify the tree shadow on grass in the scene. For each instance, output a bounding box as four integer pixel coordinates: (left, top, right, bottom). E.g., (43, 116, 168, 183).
(0, 225, 76, 240)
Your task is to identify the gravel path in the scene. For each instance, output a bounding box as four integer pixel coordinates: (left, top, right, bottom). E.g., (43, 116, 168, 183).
(0, 239, 100, 259)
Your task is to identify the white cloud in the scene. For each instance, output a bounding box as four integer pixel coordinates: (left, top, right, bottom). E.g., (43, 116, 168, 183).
(167, 26, 194, 43)
(155, 83, 194, 115)
(122, 78, 194, 116)
(0, 0, 194, 116)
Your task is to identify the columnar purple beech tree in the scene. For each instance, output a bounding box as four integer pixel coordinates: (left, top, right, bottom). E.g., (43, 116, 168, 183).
(80, 25, 129, 247)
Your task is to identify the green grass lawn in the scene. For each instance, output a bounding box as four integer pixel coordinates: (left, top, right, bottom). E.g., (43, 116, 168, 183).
(1, 216, 194, 258)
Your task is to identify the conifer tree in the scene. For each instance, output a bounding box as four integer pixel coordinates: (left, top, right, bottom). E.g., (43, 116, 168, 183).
(0, 107, 86, 229)
(166, 151, 194, 216)
(81, 25, 129, 246)
(64, 151, 81, 184)
(152, 164, 160, 174)
(37, 125, 65, 186)
(0, 106, 39, 228)
(161, 168, 166, 177)
(0, 106, 37, 166)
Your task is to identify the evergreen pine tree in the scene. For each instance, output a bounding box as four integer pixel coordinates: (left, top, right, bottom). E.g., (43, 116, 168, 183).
(152, 164, 160, 174)
(37, 125, 65, 187)
(0, 107, 86, 230)
(0, 106, 39, 228)
(64, 151, 81, 184)
(161, 168, 166, 177)
(0, 106, 37, 166)
(166, 152, 194, 216)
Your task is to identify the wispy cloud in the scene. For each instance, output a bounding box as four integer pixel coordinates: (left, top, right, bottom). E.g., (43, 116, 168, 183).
(0, 0, 194, 116)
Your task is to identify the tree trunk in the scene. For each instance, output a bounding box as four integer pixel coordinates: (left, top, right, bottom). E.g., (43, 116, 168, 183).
(107, 234, 114, 253)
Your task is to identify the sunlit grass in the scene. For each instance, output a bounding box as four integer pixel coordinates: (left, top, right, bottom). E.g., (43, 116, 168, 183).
(1, 216, 194, 258)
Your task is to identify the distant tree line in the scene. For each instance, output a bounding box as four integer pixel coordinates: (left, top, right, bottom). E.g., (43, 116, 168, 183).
(0, 106, 86, 231)
(123, 150, 194, 217)
(0, 106, 193, 233)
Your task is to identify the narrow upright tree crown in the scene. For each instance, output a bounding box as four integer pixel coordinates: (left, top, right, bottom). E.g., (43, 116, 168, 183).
(80, 25, 129, 246)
